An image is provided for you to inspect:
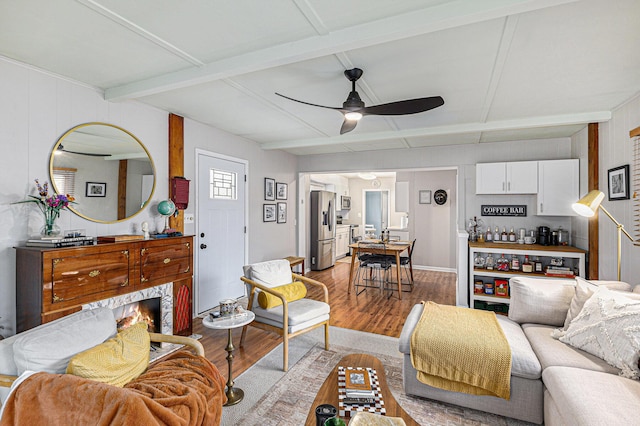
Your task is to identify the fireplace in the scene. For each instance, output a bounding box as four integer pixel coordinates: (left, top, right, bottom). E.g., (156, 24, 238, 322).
(113, 298, 161, 333)
(82, 283, 173, 340)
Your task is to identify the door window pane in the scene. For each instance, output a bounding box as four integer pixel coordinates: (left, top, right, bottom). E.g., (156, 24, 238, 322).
(209, 169, 236, 200)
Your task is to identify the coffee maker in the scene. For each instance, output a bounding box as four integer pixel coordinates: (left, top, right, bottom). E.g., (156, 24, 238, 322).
(538, 226, 551, 246)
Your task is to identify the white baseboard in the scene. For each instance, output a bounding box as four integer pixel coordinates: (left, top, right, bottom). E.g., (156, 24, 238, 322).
(411, 265, 457, 273)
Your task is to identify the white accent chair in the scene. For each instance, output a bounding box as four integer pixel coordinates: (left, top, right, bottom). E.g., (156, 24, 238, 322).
(240, 259, 330, 371)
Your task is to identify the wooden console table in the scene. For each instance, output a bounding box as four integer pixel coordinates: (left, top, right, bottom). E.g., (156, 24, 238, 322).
(15, 235, 194, 335)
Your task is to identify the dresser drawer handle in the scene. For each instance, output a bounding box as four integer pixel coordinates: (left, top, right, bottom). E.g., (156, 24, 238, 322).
(53, 294, 64, 302)
(164, 258, 171, 264)
(89, 270, 100, 278)
(121, 278, 129, 287)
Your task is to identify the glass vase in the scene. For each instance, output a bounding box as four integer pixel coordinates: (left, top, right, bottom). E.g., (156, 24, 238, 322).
(41, 217, 61, 237)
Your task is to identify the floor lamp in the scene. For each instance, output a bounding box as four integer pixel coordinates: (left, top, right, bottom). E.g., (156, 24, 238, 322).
(572, 190, 633, 281)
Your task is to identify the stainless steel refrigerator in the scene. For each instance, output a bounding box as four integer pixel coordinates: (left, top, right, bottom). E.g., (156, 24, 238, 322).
(310, 190, 336, 270)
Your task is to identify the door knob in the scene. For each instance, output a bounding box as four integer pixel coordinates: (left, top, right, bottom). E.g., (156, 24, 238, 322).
(200, 244, 207, 249)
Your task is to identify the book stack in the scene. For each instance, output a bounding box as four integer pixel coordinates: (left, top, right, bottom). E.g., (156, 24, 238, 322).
(208, 306, 249, 322)
(338, 366, 385, 418)
(26, 236, 95, 248)
(96, 234, 144, 243)
(544, 266, 575, 278)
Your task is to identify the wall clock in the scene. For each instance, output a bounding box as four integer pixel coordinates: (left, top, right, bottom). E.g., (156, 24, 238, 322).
(434, 189, 448, 205)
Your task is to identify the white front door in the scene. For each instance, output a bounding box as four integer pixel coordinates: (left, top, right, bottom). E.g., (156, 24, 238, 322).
(196, 151, 247, 314)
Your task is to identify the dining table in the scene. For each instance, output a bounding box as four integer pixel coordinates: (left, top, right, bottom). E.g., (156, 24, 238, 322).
(347, 240, 412, 299)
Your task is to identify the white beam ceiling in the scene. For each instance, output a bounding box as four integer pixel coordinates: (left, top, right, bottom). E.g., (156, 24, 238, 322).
(260, 111, 611, 150)
(105, 0, 577, 101)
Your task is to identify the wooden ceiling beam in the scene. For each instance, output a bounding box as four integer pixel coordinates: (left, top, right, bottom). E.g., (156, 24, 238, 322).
(168, 114, 184, 233)
(588, 123, 599, 280)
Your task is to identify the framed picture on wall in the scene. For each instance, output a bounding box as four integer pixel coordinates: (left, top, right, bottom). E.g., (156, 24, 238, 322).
(419, 190, 431, 204)
(608, 165, 630, 200)
(264, 178, 275, 201)
(86, 182, 106, 197)
(277, 202, 287, 223)
(263, 204, 276, 222)
(276, 182, 288, 200)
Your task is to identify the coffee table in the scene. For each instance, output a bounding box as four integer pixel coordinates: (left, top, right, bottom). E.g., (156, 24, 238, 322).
(304, 353, 418, 425)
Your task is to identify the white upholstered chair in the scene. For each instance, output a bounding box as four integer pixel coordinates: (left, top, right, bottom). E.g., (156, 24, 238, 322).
(240, 259, 330, 371)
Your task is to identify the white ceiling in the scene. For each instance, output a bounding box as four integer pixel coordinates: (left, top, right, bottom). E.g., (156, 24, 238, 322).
(2, 0, 640, 156)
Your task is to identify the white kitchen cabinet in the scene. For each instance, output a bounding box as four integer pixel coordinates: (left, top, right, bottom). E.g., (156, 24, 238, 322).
(336, 226, 350, 259)
(395, 181, 409, 212)
(537, 159, 579, 216)
(476, 161, 538, 194)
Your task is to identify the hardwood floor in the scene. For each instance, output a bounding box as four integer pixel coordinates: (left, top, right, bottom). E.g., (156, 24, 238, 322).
(193, 260, 456, 380)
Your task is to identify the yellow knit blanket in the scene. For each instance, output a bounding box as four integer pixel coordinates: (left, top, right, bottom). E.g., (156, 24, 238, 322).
(410, 302, 512, 400)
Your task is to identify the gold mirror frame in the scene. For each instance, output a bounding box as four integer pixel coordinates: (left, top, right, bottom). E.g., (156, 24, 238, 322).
(49, 122, 156, 223)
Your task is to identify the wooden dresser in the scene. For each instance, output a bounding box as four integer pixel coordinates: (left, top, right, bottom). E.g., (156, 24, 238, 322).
(15, 235, 193, 335)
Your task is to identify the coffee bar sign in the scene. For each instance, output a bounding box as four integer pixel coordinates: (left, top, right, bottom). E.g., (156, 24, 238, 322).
(481, 205, 527, 217)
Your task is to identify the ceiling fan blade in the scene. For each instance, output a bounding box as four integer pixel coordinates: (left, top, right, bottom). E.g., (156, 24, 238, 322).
(362, 96, 444, 116)
(340, 119, 358, 135)
(61, 149, 111, 157)
(275, 93, 342, 111)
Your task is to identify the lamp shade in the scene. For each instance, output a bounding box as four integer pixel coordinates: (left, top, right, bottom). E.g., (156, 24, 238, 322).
(572, 190, 605, 217)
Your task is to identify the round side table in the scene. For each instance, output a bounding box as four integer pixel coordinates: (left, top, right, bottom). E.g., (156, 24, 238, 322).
(202, 310, 255, 406)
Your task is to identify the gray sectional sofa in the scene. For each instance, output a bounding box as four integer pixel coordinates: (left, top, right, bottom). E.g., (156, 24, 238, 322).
(399, 276, 640, 425)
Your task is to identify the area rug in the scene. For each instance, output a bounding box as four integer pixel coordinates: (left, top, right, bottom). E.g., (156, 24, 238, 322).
(221, 327, 534, 426)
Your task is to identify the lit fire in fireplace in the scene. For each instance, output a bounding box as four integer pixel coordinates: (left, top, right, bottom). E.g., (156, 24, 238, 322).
(116, 302, 156, 332)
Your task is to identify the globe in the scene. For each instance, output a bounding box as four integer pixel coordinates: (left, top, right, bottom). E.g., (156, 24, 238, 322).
(157, 199, 176, 216)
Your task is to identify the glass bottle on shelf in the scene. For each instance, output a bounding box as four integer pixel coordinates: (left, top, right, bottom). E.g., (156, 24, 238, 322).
(533, 256, 543, 273)
(485, 226, 493, 242)
(522, 255, 533, 273)
(497, 254, 509, 271)
(508, 227, 516, 242)
(501, 227, 508, 242)
(474, 253, 486, 268)
(493, 227, 500, 242)
(510, 254, 520, 270)
(485, 253, 495, 270)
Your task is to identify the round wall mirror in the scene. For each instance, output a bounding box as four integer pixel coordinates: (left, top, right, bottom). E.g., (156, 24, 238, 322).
(49, 122, 156, 223)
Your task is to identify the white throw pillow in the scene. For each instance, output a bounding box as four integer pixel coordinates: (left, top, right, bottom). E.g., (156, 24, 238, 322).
(553, 277, 634, 338)
(12, 308, 117, 375)
(508, 277, 576, 326)
(559, 287, 640, 379)
(245, 259, 292, 288)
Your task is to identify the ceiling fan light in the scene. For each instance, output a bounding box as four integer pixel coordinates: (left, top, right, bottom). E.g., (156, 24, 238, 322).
(344, 111, 363, 121)
(357, 172, 376, 180)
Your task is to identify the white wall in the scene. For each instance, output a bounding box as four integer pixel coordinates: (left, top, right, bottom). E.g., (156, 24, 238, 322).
(396, 169, 457, 269)
(299, 138, 576, 270)
(182, 119, 298, 263)
(598, 93, 640, 283)
(0, 58, 297, 336)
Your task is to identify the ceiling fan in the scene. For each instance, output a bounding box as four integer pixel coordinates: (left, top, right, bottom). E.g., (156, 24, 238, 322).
(276, 68, 444, 134)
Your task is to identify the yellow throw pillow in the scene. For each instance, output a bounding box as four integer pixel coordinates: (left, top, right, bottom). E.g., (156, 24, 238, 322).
(66, 322, 150, 387)
(258, 281, 307, 309)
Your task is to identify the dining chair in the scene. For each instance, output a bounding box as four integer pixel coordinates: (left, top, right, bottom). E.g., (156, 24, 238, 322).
(354, 242, 393, 295)
(384, 239, 416, 294)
